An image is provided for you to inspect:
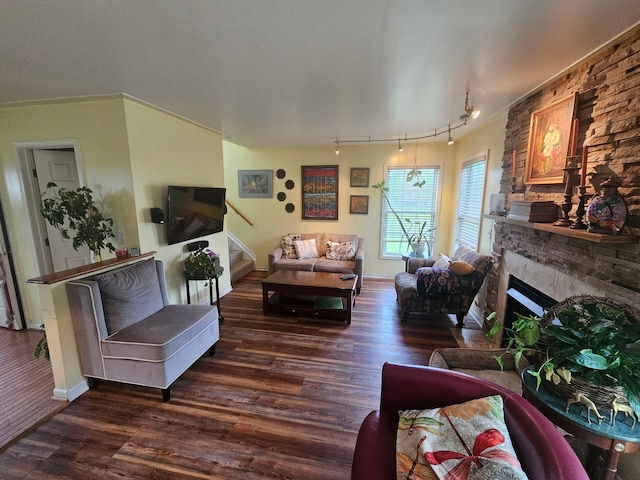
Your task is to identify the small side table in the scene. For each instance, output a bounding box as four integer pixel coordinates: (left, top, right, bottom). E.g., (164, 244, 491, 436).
(184, 271, 224, 321)
(522, 369, 640, 480)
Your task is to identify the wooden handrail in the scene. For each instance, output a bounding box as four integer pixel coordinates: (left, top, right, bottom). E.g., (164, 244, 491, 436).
(225, 200, 254, 227)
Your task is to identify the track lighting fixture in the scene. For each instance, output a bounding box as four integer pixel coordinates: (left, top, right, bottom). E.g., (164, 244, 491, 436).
(332, 91, 479, 148)
(464, 91, 480, 120)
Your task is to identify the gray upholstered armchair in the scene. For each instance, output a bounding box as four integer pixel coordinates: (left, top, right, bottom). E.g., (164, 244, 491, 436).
(66, 258, 219, 401)
(394, 245, 491, 326)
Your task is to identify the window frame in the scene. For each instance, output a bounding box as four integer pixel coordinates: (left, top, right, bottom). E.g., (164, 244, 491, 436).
(454, 151, 488, 251)
(379, 162, 442, 260)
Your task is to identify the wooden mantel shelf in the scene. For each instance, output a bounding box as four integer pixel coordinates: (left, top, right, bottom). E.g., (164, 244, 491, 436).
(482, 215, 638, 244)
(27, 251, 156, 285)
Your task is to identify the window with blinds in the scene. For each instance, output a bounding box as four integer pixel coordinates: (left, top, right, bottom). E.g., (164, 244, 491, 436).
(455, 155, 487, 250)
(381, 166, 440, 258)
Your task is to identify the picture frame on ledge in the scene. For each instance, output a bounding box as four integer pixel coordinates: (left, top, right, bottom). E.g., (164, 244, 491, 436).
(238, 170, 273, 198)
(525, 93, 577, 185)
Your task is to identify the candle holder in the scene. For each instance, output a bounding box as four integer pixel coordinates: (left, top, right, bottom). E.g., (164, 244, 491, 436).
(553, 156, 580, 227)
(570, 185, 589, 229)
(511, 176, 517, 194)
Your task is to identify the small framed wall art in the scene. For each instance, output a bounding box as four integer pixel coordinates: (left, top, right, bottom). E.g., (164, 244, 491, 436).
(238, 170, 273, 198)
(350, 167, 370, 187)
(350, 195, 369, 214)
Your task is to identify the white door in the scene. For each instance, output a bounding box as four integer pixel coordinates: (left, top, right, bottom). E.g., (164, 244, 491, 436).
(33, 150, 91, 271)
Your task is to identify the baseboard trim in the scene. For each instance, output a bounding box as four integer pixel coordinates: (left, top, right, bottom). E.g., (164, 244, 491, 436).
(53, 379, 89, 402)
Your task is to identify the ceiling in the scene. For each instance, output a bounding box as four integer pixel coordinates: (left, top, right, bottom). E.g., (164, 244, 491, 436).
(2, 1, 640, 148)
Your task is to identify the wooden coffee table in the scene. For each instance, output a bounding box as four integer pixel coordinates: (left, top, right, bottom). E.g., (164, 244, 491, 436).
(262, 270, 357, 324)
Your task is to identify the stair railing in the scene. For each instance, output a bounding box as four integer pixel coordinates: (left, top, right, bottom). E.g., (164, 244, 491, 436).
(225, 200, 253, 226)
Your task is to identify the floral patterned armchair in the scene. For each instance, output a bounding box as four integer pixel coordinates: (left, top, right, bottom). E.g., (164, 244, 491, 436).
(394, 245, 491, 326)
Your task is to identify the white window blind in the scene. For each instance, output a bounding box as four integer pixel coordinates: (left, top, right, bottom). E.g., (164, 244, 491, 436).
(381, 166, 440, 257)
(455, 156, 487, 250)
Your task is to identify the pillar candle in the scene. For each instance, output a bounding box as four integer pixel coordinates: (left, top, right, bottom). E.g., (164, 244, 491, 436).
(512, 150, 517, 177)
(570, 118, 579, 156)
(580, 145, 588, 186)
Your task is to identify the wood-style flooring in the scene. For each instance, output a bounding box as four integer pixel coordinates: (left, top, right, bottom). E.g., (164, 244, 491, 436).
(0, 328, 66, 451)
(0, 272, 463, 479)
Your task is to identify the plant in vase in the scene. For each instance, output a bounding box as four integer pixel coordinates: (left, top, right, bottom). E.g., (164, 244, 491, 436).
(373, 179, 435, 258)
(37, 182, 116, 360)
(184, 248, 223, 284)
(486, 296, 640, 423)
(40, 182, 116, 261)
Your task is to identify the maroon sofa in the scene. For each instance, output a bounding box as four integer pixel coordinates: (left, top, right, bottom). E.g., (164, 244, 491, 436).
(351, 363, 588, 480)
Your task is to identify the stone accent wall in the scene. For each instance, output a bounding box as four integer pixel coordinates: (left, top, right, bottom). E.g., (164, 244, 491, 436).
(485, 26, 640, 319)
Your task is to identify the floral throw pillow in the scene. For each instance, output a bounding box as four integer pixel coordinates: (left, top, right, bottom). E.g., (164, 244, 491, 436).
(416, 268, 459, 297)
(325, 240, 356, 261)
(397, 395, 528, 480)
(280, 234, 301, 259)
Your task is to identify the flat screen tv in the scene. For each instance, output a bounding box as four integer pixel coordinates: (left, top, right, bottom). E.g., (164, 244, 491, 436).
(167, 186, 226, 245)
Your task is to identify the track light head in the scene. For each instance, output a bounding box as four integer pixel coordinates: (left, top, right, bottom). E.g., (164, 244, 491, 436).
(464, 91, 480, 119)
(335, 139, 340, 155)
(398, 138, 403, 152)
(447, 126, 454, 146)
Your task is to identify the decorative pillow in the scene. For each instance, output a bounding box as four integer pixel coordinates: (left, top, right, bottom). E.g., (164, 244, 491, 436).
(325, 240, 356, 261)
(281, 233, 301, 259)
(432, 253, 451, 269)
(397, 395, 527, 480)
(449, 260, 476, 276)
(93, 259, 165, 335)
(416, 268, 459, 297)
(294, 238, 319, 259)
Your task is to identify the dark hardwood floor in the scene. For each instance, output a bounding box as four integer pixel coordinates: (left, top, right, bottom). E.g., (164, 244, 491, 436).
(0, 272, 461, 479)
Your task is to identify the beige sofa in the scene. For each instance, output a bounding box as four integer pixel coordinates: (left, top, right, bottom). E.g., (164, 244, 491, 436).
(268, 233, 364, 293)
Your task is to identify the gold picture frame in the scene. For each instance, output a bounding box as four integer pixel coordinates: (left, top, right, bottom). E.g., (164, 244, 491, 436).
(525, 93, 577, 185)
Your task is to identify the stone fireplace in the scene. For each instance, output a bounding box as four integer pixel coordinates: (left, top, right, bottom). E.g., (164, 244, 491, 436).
(484, 25, 640, 337)
(485, 219, 640, 338)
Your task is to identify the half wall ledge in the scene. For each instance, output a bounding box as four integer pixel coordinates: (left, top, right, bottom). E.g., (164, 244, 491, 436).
(27, 252, 156, 402)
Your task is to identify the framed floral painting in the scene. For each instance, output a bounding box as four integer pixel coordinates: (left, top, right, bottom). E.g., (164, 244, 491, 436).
(525, 93, 577, 185)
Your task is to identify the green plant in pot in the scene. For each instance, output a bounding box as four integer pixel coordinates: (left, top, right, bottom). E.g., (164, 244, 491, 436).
(373, 178, 435, 258)
(37, 182, 116, 360)
(487, 296, 640, 421)
(184, 248, 223, 284)
(40, 182, 116, 261)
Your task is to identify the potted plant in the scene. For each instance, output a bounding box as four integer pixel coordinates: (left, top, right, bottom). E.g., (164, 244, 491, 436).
(373, 179, 435, 258)
(184, 248, 223, 284)
(40, 182, 116, 261)
(487, 296, 640, 420)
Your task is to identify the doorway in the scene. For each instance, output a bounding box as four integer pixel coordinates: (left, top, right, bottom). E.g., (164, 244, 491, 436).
(7, 139, 87, 330)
